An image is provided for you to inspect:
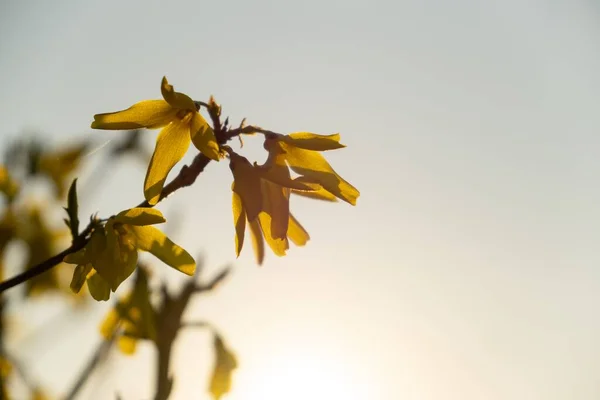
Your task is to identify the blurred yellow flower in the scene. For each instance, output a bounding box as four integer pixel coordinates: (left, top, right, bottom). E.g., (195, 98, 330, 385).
(37, 143, 87, 198)
(91, 77, 220, 205)
(0, 165, 19, 202)
(0, 210, 17, 282)
(65, 208, 195, 300)
(99, 268, 156, 354)
(209, 334, 238, 400)
(229, 152, 311, 264)
(263, 132, 359, 205)
(16, 206, 67, 296)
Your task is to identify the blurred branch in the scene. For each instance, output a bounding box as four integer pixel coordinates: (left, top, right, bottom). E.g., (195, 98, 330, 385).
(65, 337, 115, 400)
(180, 321, 210, 330)
(153, 264, 231, 400)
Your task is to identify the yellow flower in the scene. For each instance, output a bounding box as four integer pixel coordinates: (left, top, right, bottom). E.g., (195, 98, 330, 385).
(91, 77, 220, 205)
(99, 268, 156, 354)
(65, 208, 195, 300)
(0, 165, 19, 202)
(229, 152, 311, 264)
(65, 229, 112, 301)
(263, 132, 359, 205)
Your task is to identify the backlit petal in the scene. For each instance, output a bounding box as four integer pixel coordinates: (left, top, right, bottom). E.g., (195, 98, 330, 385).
(64, 248, 88, 265)
(258, 212, 288, 256)
(291, 177, 338, 202)
(288, 214, 310, 246)
(70, 264, 92, 293)
(190, 112, 220, 161)
(229, 154, 263, 221)
(280, 143, 359, 205)
(282, 132, 346, 151)
(144, 116, 192, 205)
(261, 139, 316, 191)
(91, 100, 176, 130)
(115, 208, 166, 226)
(232, 192, 246, 257)
(160, 76, 196, 111)
(94, 225, 138, 291)
(129, 225, 195, 275)
(87, 270, 111, 301)
(260, 179, 289, 240)
(249, 220, 265, 265)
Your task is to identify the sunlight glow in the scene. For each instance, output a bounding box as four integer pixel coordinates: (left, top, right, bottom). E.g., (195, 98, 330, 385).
(230, 348, 370, 400)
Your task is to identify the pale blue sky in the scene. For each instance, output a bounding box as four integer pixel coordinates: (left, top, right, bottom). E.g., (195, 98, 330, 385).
(1, 0, 600, 399)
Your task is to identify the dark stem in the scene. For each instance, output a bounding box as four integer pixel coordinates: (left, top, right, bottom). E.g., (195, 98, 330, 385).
(154, 341, 174, 400)
(0, 225, 93, 293)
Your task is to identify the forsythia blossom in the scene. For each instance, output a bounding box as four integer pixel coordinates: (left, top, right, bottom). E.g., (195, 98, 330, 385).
(65, 208, 195, 301)
(91, 77, 219, 205)
(227, 129, 361, 265)
(229, 151, 314, 264)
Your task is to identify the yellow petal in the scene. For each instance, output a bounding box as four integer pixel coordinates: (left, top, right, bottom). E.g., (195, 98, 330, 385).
(91, 100, 176, 130)
(291, 179, 339, 202)
(129, 225, 196, 275)
(288, 214, 310, 246)
(232, 191, 246, 257)
(160, 76, 196, 111)
(70, 264, 92, 293)
(282, 132, 346, 151)
(258, 212, 288, 256)
(87, 270, 111, 301)
(249, 220, 265, 265)
(190, 112, 220, 161)
(144, 116, 192, 205)
(94, 225, 138, 292)
(229, 154, 263, 221)
(64, 248, 88, 265)
(260, 179, 289, 240)
(0, 165, 19, 200)
(115, 208, 166, 226)
(280, 143, 360, 205)
(118, 335, 137, 355)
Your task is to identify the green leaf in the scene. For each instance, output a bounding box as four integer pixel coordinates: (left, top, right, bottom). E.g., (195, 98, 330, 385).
(64, 178, 79, 242)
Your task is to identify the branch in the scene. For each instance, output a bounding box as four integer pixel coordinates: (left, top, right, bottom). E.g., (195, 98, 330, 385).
(194, 267, 231, 293)
(65, 337, 115, 400)
(0, 224, 94, 293)
(0, 106, 254, 291)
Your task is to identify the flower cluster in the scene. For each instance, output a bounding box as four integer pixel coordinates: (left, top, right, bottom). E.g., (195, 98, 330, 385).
(227, 131, 359, 264)
(73, 76, 359, 299)
(65, 208, 194, 301)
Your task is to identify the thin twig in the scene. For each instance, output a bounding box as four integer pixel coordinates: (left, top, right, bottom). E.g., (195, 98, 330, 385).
(0, 224, 94, 293)
(65, 337, 115, 400)
(0, 107, 256, 291)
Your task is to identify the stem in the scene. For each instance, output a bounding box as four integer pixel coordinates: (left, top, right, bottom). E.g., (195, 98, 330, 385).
(0, 225, 92, 293)
(0, 110, 252, 292)
(65, 337, 114, 400)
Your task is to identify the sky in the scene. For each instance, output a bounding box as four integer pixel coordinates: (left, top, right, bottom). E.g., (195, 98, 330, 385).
(1, 0, 600, 399)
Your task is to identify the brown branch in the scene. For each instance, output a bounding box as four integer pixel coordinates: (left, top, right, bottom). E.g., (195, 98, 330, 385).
(0, 104, 254, 292)
(0, 224, 94, 293)
(153, 265, 231, 400)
